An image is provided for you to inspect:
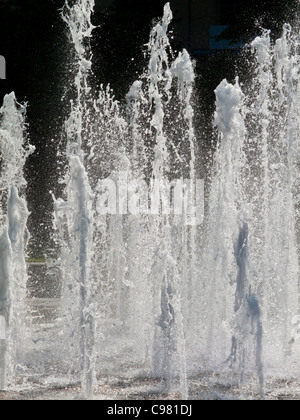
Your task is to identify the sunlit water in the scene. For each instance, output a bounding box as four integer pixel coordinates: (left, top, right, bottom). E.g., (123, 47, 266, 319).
(0, 1, 299, 400)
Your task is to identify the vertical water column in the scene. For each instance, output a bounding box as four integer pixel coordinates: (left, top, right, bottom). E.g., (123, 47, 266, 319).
(146, 3, 189, 398)
(54, 0, 96, 398)
(243, 31, 273, 316)
(146, 2, 176, 391)
(245, 28, 300, 370)
(170, 49, 199, 346)
(91, 87, 130, 332)
(0, 93, 33, 389)
(204, 79, 246, 367)
(204, 24, 300, 389)
(270, 26, 300, 362)
(211, 77, 266, 393)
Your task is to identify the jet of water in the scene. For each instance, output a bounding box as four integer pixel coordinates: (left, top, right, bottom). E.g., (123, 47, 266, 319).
(0, 93, 34, 390)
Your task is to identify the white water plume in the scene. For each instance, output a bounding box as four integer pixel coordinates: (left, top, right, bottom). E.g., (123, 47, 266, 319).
(53, 0, 198, 399)
(0, 93, 33, 390)
(1, 0, 299, 401)
(202, 26, 300, 395)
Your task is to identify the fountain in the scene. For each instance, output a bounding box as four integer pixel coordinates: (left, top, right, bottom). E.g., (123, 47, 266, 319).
(53, 0, 199, 399)
(0, 0, 299, 400)
(0, 93, 34, 390)
(201, 26, 300, 394)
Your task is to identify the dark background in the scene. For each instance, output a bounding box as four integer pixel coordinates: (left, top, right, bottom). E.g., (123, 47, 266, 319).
(0, 0, 298, 257)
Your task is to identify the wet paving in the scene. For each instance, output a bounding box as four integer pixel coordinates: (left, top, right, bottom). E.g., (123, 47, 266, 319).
(1, 373, 300, 400)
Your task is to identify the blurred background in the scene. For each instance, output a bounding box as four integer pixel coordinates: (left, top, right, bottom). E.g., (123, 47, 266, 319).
(0, 0, 298, 258)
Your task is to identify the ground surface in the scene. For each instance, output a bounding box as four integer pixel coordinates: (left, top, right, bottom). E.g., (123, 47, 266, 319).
(1, 375, 300, 400)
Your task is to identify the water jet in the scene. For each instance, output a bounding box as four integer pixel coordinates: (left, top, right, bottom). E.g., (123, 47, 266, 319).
(0, 0, 299, 401)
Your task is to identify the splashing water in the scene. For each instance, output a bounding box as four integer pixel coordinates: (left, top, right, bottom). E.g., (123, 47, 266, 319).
(51, 1, 300, 399)
(202, 26, 300, 395)
(54, 0, 96, 398)
(0, 93, 34, 390)
(1, 1, 300, 401)
(53, 0, 199, 399)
